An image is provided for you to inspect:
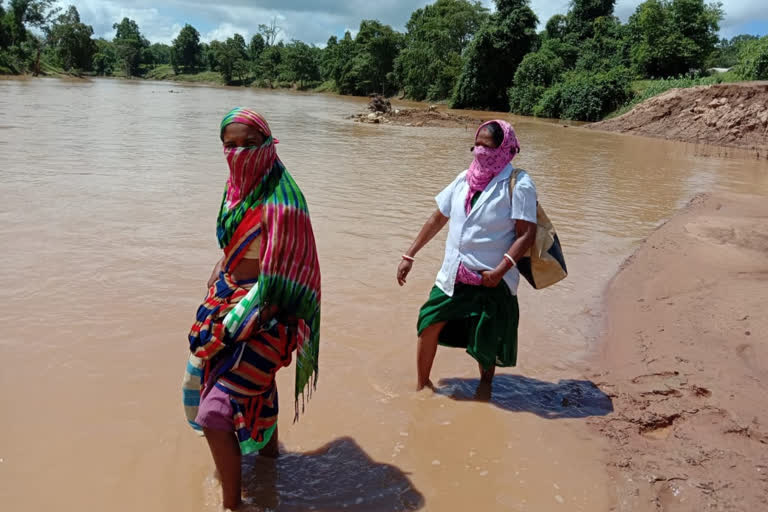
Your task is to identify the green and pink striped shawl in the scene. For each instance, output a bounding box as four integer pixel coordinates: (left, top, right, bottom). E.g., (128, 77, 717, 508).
(216, 108, 321, 414)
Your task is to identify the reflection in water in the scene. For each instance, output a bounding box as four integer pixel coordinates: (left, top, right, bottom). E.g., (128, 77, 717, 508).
(437, 375, 613, 419)
(240, 437, 424, 511)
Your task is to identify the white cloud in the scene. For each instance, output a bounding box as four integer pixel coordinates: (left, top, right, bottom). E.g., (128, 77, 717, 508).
(66, 0, 768, 46)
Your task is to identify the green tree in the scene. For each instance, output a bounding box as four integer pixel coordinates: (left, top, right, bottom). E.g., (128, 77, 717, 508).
(148, 42, 171, 66)
(281, 39, 320, 87)
(567, 0, 616, 40)
(92, 38, 116, 75)
(112, 17, 148, 77)
(710, 34, 757, 68)
(628, 0, 723, 77)
(6, 0, 58, 46)
(248, 33, 265, 62)
(544, 14, 568, 40)
(508, 46, 565, 115)
(211, 34, 250, 84)
(257, 42, 284, 85)
(320, 32, 354, 85)
(0, 0, 10, 49)
(338, 20, 403, 96)
(575, 14, 628, 71)
(735, 35, 768, 80)
(170, 24, 201, 73)
(395, 0, 488, 101)
(46, 5, 95, 73)
(452, 0, 538, 110)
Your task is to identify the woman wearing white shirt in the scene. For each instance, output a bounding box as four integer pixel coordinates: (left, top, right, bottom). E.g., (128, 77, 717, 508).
(397, 120, 538, 391)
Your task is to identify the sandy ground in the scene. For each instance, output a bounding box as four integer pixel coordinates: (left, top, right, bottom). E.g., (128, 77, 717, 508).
(589, 192, 768, 511)
(590, 82, 768, 154)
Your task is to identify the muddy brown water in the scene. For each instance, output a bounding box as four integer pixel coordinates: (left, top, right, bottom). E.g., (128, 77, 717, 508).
(1, 78, 767, 511)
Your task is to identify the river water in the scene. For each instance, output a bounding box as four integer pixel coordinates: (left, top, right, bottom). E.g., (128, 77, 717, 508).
(1, 78, 767, 511)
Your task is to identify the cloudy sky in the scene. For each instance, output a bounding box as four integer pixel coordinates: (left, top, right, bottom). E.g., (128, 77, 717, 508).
(66, 0, 768, 45)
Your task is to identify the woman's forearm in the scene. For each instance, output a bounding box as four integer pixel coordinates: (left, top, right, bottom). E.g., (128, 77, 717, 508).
(494, 221, 537, 275)
(405, 210, 449, 257)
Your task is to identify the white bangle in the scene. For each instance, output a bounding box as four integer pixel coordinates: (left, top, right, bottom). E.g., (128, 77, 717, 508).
(402, 254, 415, 262)
(503, 253, 516, 266)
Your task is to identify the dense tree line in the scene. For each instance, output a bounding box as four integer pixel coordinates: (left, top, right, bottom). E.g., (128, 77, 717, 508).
(2, 0, 767, 121)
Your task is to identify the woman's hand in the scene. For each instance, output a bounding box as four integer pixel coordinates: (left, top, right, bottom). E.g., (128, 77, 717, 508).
(397, 259, 413, 286)
(481, 269, 504, 288)
(207, 257, 224, 289)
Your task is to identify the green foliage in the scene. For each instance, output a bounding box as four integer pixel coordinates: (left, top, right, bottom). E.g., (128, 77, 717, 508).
(248, 34, 265, 62)
(0, 0, 58, 73)
(170, 24, 201, 73)
(280, 40, 321, 87)
(508, 47, 565, 115)
(147, 43, 171, 66)
(345, 20, 402, 95)
(709, 34, 758, 68)
(92, 38, 116, 75)
(533, 67, 633, 121)
(145, 63, 223, 84)
(210, 33, 250, 84)
(544, 14, 568, 41)
(734, 35, 768, 80)
(322, 20, 402, 96)
(0, 1, 10, 49)
(452, 0, 539, 110)
(567, 0, 616, 40)
(112, 17, 148, 77)
(46, 5, 94, 73)
(256, 43, 283, 85)
(575, 15, 628, 72)
(628, 0, 723, 78)
(394, 0, 488, 101)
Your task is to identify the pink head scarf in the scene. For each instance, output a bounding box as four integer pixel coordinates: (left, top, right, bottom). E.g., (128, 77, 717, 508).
(465, 120, 520, 215)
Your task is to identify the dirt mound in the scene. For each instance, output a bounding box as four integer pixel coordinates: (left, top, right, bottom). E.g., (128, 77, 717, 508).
(591, 82, 768, 152)
(351, 97, 482, 128)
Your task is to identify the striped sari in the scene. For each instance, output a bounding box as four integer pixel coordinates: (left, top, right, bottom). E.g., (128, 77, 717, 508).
(183, 109, 321, 454)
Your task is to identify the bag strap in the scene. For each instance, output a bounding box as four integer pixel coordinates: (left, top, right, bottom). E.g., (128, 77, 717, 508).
(509, 167, 523, 205)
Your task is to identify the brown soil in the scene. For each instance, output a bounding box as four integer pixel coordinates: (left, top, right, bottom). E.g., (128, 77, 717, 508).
(590, 192, 768, 511)
(590, 82, 768, 152)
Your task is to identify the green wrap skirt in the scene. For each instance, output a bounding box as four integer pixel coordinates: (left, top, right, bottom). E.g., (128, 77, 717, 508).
(417, 283, 519, 370)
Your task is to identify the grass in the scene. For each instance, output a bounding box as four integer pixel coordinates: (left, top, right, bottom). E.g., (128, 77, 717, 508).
(313, 80, 338, 93)
(145, 64, 224, 84)
(606, 72, 743, 119)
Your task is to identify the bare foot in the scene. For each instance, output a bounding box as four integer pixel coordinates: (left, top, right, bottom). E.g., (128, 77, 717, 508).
(474, 380, 492, 401)
(416, 379, 435, 392)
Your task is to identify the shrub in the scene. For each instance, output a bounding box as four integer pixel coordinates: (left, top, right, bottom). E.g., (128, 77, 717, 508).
(533, 67, 633, 121)
(508, 48, 564, 115)
(735, 35, 768, 80)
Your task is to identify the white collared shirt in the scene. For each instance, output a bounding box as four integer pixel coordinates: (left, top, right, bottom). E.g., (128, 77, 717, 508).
(434, 164, 537, 297)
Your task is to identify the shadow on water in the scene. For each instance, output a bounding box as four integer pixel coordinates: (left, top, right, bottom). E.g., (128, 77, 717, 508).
(436, 374, 613, 419)
(240, 437, 425, 511)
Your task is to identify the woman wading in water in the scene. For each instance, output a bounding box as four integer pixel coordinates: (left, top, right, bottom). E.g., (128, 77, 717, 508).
(183, 108, 321, 510)
(397, 120, 537, 391)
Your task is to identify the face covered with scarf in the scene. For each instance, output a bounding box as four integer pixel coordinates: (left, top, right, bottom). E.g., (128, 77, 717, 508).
(465, 119, 520, 214)
(220, 108, 279, 207)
